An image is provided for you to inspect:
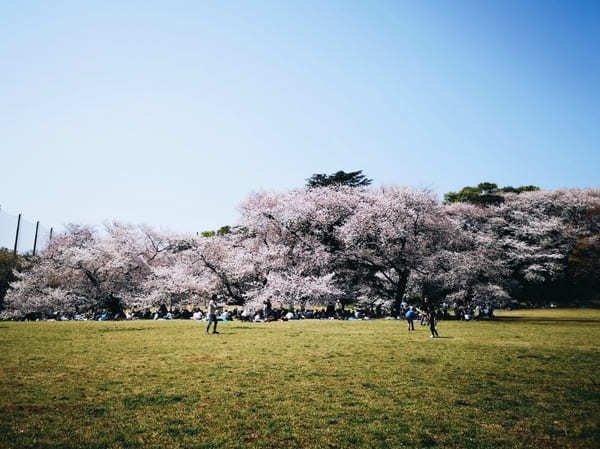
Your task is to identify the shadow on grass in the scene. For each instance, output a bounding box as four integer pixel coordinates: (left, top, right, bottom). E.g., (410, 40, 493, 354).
(220, 327, 262, 334)
(495, 317, 600, 324)
(201, 330, 252, 335)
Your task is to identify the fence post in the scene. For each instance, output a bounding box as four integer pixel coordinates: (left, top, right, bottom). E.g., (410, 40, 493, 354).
(33, 221, 40, 256)
(13, 213, 22, 255)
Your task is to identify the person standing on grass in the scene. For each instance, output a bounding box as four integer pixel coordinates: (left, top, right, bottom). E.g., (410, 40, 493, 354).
(263, 298, 272, 321)
(406, 306, 416, 331)
(428, 308, 440, 338)
(423, 297, 439, 338)
(206, 296, 219, 334)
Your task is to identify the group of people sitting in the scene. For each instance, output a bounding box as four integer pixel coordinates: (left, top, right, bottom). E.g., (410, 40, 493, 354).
(22, 297, 495, 326)
(237, 299, 398, 323)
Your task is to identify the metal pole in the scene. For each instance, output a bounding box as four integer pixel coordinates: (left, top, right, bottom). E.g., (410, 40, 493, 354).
(49, 227, 53, 242)
(33, 221, 40, 256)
(13, 213, 21, 255)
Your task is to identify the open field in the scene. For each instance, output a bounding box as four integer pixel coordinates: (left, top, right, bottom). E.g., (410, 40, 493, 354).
(1, 309, 599, 449)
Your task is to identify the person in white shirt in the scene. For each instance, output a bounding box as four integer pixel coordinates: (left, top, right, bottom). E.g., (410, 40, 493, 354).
(206, 296, 219, 334)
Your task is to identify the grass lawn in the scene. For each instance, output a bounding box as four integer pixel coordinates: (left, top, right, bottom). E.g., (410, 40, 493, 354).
(1, 309, 599, 449)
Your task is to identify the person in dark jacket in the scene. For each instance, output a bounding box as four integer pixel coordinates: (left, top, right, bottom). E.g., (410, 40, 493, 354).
(423, 297, 439, 338)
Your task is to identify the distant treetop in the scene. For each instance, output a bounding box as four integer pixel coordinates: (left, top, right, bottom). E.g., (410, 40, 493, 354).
(444, 182, 540, 205)
(199, 225, 231, 238)
(306, 170, 372, 188)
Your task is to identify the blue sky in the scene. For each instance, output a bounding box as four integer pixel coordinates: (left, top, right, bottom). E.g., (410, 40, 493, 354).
(1, 0, 598, 233)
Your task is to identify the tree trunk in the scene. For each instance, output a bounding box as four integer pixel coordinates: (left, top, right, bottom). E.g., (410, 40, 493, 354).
(391, 269, 410, 317)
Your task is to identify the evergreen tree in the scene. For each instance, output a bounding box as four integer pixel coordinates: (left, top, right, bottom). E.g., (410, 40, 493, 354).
(306, 170, 372, 188)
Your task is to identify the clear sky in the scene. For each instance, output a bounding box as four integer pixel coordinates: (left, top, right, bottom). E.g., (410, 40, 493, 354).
(1, 0, 598, 233)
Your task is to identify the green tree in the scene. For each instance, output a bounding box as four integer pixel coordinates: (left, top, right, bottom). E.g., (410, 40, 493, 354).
(217, 225, 231, 236)
(515, 185, 541, 193)
(200, 226, 231, 238)
(444, 182, 540, 205)
(306, 170, 372, 188)
(477, 182, 498, 194)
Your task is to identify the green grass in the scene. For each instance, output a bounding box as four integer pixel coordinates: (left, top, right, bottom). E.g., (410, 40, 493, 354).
(1, 309, 599, 449)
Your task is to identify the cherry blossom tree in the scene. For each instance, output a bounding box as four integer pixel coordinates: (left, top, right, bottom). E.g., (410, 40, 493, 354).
(140, 252, 207, 311)
(3, 186, 599, 319)
(337, 186, 457, 314)
(237, 187, 359, 308)
(436, 202, 510, 308)
(2, 222, 171, 318)
(182, 231, 260, 306)
(442, 188, 600, 306)
(240, 186, 467, 313)
(483, 189, 600, 304)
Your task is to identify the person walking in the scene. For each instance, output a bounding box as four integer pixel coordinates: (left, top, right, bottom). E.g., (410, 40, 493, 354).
(206, 296, 219, 334)
(405, 306, 416, 331)
(428, 309, 439, 338)
(423, 297, 439, 338)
